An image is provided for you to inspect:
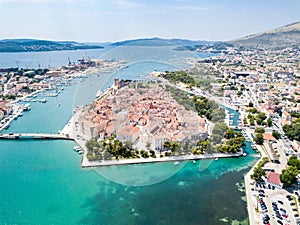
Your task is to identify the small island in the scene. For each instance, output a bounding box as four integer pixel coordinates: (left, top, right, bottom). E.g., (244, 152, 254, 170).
(66, 75, 245, 167)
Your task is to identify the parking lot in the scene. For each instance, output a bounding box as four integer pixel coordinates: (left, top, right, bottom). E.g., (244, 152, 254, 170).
(254, 184, 300, 225)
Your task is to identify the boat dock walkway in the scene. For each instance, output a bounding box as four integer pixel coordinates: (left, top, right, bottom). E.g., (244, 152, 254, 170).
(0, 133, 74, 140)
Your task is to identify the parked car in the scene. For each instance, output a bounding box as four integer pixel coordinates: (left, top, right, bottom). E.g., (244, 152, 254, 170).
(277, 219, 283, 225)
(280, 208, 286, 213)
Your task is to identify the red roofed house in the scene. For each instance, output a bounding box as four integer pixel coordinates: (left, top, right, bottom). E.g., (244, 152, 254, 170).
(266, 172, 283, 189)
(116, 125, 140, 143)
(263, 133, 276, 142)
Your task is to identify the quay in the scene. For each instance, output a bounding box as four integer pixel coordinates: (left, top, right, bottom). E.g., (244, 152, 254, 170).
(0, 133, 74, 140)
(81, 150, 245, 167)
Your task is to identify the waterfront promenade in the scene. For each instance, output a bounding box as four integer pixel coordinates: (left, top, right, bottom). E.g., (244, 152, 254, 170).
(59, 109, 245, 168)
(80, 151, 244, 167)
(244, 145, 267, 225)
(0, 133, 74, 140)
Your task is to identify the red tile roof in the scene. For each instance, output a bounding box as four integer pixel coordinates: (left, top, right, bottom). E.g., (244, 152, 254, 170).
(267, 172, 281, 185)
(263, 133, 276, 141)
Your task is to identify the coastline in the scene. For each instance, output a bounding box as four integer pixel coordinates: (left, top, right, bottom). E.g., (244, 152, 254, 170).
(61, 114, 244, 167)
(81, 149, 243, 167)
(244, 144, 267, 225)
(58, 72, 263, 223)
(59, 86, 246, 168)
(0, 61, 123, 133)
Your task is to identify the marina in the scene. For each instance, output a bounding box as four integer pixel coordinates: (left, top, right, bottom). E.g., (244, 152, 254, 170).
(0, 103, 27, 132)
(0, 48, 257, 225)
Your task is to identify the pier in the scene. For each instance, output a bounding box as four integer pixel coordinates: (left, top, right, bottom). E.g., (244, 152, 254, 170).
(0, 133, 74, 140)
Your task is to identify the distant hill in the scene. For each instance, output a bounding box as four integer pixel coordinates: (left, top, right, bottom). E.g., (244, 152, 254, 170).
(229, 21, 300, 49)
(0, 39, 104, 52)
(111, 37, 214, 47)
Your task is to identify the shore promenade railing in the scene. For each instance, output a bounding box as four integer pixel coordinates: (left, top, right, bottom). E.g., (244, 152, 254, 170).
(0, 133, 74, 140)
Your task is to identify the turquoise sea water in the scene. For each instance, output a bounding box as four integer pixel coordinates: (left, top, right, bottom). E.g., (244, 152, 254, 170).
(0, 46, 257, 225)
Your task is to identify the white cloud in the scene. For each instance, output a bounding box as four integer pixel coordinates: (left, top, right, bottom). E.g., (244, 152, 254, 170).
(172, 5, 210, 11)
(117, 0, 143, 8)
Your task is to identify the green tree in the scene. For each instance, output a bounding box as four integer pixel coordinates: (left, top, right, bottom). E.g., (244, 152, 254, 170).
(248, 108, 258, 114)
(257, 112, 267, 121)
(255, 127, 265, 134)
(249, 118, 255, 126)
(140, 150, 149, 158)
(163, 141, 171, 149)
(251, 166, 266, 182)
(248, 113, 255, 119)
(287, 156, 300, 169)
(211, 134, 222, 144)
(272, 131, 281, 140)
(224, 128, 236, 139)
(280, 166, 299, 187)
(250, 157, 269, 181)
(170, 142, 179, 152)
(283, 122, 300, 141)
(254, 133, 264, 145)
(85, 139, 100, 151)
(103, 151, 113, 160)
(149, 150, 156, 158)
(267, 118, 272, 127)
(248, 102, 254, 107)
(212, 122, 227, 136)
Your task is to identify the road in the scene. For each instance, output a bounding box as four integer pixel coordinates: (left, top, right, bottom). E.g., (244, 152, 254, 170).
(3, 72, 15, 96)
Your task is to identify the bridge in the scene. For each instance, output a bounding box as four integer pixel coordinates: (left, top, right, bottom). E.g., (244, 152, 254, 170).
(228, 125, 242, 130)
(0, 133, 74, 140)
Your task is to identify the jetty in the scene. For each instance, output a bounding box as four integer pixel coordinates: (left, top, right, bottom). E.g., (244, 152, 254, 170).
(0, 133, 74, 140)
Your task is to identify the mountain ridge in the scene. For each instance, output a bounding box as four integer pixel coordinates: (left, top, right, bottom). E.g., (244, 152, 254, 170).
(2, 21, 300, 53)
(110, 37, 214, 46)
(229, 21, 300, 49)
(0, 39, 104, 52)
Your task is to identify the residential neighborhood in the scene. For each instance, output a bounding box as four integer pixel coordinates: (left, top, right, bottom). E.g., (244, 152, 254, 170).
(194, 45, 300, 225)
(77, 79, 208, 152)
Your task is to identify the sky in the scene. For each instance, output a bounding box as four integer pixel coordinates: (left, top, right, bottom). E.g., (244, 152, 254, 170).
(0, 0, 299, 42)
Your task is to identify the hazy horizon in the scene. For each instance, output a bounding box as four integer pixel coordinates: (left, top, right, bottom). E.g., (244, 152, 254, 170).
(0, 0, 300, 43)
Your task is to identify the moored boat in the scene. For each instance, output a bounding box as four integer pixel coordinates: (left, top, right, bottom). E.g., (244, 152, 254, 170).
(73, 145, 81, 152)
(23, 103, 31, 111)
(40, 98, 47, 103)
